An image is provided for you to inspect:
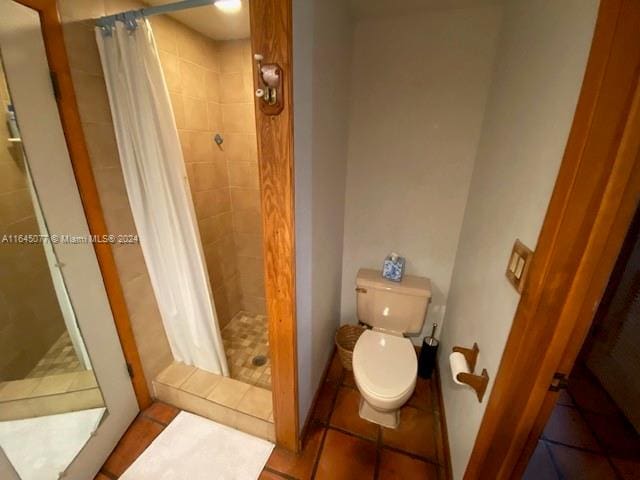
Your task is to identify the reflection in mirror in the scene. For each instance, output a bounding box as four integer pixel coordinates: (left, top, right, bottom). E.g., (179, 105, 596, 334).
(0, 50, 106, 479)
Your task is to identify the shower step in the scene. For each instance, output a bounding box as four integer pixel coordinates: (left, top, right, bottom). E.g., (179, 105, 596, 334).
(152, 362, 274, 443)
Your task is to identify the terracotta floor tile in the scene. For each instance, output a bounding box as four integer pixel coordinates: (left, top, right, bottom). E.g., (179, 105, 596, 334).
(547, 442, 618, 480)
(382, 406, 437, 460)
(312, 381, 339, 424)
(326, 352, 344, 383)
(330, 387, 379, 440)
(522, 441, 559, 480)
(407, 377, 433, 411)
(267, 422, 325, 479)
(315, 429, 376, 480)
(378, 448, 439, 479)
(583, 412, 640, 458)
(260, 469, 288, 479)
(542, 405, 600, 451)
(610, 457, 640, 480)
(102, 417, 164, 477)
(142, 402, 180, 425)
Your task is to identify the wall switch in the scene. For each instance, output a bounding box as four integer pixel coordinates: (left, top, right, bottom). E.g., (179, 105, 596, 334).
(506, 239, 533, 293)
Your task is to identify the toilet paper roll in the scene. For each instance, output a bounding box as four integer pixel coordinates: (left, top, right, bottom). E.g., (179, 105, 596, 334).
(449, 352, 470, 385)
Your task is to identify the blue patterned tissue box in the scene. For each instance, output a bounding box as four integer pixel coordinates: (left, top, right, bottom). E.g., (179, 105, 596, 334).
(382, 253, 405, 282)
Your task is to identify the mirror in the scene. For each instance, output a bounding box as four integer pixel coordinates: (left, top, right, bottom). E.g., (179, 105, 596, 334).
(0, 47, 106, 479)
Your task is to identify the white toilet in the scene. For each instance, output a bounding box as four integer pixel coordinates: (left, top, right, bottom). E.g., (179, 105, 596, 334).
(352, 268, 432, 428)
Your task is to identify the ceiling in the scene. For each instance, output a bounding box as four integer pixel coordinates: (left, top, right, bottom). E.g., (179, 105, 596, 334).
(348, 0, 504, 19)
(145, 0, 250, 40)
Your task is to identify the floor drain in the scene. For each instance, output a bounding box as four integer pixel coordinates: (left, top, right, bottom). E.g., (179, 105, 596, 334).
(252, 355, 267, 367)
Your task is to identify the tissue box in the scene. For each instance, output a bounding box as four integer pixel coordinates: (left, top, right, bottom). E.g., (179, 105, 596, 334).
(382, 254, 405, 282)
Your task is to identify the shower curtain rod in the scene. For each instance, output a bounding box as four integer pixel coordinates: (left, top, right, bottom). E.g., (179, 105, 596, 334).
(96, 0, 214, 30)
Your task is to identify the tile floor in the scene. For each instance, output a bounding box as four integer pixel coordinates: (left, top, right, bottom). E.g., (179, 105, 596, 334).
(222, 312, 271, 390)
(523, 361, 640, 480)
(26, 332, 83, 378)
(111, 351, 448, 479)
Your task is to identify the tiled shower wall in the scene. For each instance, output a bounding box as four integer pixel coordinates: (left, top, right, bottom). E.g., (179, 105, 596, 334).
(218, 40, 266, 317)
(0, 63, 65, 380)
(57, 0, 265, 390)
(156, 28, 266, 324)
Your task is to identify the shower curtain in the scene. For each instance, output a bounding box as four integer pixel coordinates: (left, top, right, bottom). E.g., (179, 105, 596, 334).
(95, 19, 229, 376)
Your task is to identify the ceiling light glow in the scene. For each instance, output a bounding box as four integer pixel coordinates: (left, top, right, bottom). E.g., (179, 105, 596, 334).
(214, 0, 241, 13)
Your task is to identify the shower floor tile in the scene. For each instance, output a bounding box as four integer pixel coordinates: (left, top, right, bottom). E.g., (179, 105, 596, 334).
(26, 332, 83, 379)
(221, 312, 271, 391)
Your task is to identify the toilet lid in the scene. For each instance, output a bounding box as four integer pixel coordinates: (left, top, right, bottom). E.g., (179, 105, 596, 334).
(353, 330, 417, 399)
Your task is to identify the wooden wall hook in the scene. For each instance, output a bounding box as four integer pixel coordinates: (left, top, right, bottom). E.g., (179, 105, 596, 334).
(457, 369, 490, 402)
(453, 343, 479, 373)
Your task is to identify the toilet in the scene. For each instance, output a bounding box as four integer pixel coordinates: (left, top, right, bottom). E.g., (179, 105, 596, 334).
(352, 268, 432, 428)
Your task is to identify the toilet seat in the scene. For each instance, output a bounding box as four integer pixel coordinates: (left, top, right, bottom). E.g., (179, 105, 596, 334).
(353, 329, 417, 400)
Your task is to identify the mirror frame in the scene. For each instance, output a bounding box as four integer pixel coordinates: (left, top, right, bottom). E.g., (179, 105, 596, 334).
(11, 0, 151, 409)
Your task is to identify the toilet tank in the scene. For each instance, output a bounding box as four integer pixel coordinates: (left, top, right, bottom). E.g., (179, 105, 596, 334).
(356, 268, 432, 335)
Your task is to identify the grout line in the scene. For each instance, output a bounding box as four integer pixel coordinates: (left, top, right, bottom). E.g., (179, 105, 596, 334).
(98, 468, 118, 480)
(540, 440, 563, 480)
(262, 466, 296, 480)
(373, 424, 382, 480)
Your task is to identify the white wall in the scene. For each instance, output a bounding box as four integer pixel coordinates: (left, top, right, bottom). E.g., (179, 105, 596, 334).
(340, 7, 503, 342)
(293, 0, 353, 426)
(438, 1, 599, 478)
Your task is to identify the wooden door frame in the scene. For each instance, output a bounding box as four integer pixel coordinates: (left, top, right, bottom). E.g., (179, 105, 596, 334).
(12, 0, 151, 409)
(466, 0, 640, 477)
(250, 0, 300, 451)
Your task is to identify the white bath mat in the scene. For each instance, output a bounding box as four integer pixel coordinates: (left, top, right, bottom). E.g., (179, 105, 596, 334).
(120, 411, 274, 480)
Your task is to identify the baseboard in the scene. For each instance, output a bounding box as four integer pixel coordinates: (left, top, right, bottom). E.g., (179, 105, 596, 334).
(435, 360, 453, 479)
(299, 346, 337, 445)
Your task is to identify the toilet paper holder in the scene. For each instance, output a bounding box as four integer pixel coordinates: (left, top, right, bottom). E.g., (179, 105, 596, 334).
(452, 343, 489, 402)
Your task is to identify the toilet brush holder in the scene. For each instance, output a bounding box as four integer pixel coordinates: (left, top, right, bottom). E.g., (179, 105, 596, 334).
(418, 323, 439, 379)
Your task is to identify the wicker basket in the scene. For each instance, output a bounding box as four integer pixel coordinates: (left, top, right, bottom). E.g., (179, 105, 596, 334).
(335, 325, 366, 371)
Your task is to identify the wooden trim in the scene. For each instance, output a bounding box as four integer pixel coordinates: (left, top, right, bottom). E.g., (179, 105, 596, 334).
(249, 0, 300, 451)
(13, 0, 151, 409)
(466, 0, 640, 477)
(434, 360, 453, 480)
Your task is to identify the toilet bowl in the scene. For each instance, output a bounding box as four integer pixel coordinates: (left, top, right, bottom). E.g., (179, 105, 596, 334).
(352, 329, 417, 428)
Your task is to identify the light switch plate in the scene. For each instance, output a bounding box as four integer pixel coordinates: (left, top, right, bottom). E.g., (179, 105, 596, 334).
(506, 239, 533, 293)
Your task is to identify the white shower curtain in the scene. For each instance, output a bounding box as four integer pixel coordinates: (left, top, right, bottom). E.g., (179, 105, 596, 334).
(95, 19, 228, 376)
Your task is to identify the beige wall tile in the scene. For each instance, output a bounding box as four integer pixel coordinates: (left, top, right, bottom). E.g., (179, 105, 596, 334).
(222, 134, 258, 163)
(155, 362, 196, 388)
(205, 70, 220, 102)
(235, 411, 272, 440)
(180, 368, 221, 398)
(229, 187, 261, 212)
(221, 104, 254, 134)
(207, 376, 250, 408)
(183, 96, 208, 130)
(239, 270, 266, 298)
(63, 21, 103, 75)
(242, 295, 267, 316)
(192, 189, 231, 219)
(93, 166, 130, 211)
(81, 122, 120, 170)
(180, 59, 206, 99)
(111, 243, 148, 284)
(70, 70, 113, 124)
(232, 209, 262, 235)
(228, 162, 259, 189)
(58, 0, 106, 22)
(159, 50, 182, 94)
(220, 72, 252, 103)
(235, 233, 263, 259)
(207, 102, 222, 132)
(170, 93, 186, 128)
(198, 211, 233, 245)
(149, 16, 179, 55)
(236, 386, 272, 420)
